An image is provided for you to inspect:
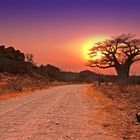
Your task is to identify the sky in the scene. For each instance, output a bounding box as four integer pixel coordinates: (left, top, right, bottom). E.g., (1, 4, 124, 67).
(0, 0, 140, 74)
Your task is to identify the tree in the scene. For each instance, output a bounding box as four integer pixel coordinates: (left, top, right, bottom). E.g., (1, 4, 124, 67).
(25, 53, 34, 64)
(25, 53, 35, 73)
(87, 34, 140, 81)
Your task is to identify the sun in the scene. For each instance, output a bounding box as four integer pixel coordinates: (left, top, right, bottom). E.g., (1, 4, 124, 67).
(92, 51, 103, 60)
(82, 35, 108, 60)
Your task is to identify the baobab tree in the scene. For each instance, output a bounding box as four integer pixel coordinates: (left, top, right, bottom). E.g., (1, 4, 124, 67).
(88, 34, 140, 81)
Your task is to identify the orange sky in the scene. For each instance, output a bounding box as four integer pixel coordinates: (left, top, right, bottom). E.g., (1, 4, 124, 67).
(0, 0, 140, 75)
(1, 30, 139, 75)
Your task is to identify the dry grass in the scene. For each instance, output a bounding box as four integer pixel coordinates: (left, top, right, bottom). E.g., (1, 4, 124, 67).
(0, 73, 69, 100)
(96, 83, 140, 140)
(0, 91, 30, 100)
(86, 85, 120, 138)
(0, 73, 49, 100)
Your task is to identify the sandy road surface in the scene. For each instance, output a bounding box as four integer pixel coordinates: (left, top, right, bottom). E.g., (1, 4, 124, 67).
(0, 85, 120, 140)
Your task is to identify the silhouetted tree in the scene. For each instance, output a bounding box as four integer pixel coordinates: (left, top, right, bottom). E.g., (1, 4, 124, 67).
(25, 53, 34, 64)
(25, 53, 35, 73)
(88, 34, 140, 81)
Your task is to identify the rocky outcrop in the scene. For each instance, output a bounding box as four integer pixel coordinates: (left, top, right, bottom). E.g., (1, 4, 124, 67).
(0, 46, 25, 61)
(0, 45, 27, 73)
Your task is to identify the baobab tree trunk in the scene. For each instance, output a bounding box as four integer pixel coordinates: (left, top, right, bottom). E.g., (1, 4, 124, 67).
(115, 64, 131, 82)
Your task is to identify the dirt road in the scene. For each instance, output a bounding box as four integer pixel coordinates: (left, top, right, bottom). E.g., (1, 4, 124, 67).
(0, 85, 121, 140)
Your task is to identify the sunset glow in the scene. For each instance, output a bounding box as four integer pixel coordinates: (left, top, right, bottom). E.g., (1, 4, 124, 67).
(92, 51, 103, 60)
(82, 36, 108, 60)
(0, 0, 140, 74)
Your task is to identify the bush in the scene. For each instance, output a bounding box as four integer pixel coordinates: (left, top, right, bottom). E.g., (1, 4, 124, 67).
(7, 76, 23, 92)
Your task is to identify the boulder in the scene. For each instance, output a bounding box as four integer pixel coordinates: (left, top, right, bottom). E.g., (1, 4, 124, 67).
(0, 46, 27, 73)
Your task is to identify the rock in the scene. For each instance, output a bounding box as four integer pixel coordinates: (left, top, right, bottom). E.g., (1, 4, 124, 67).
(15, 50, 25, 61)
(0, 46, 27, 73)
(55, 122, 59, 125)
(136, 112, 140, 122)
